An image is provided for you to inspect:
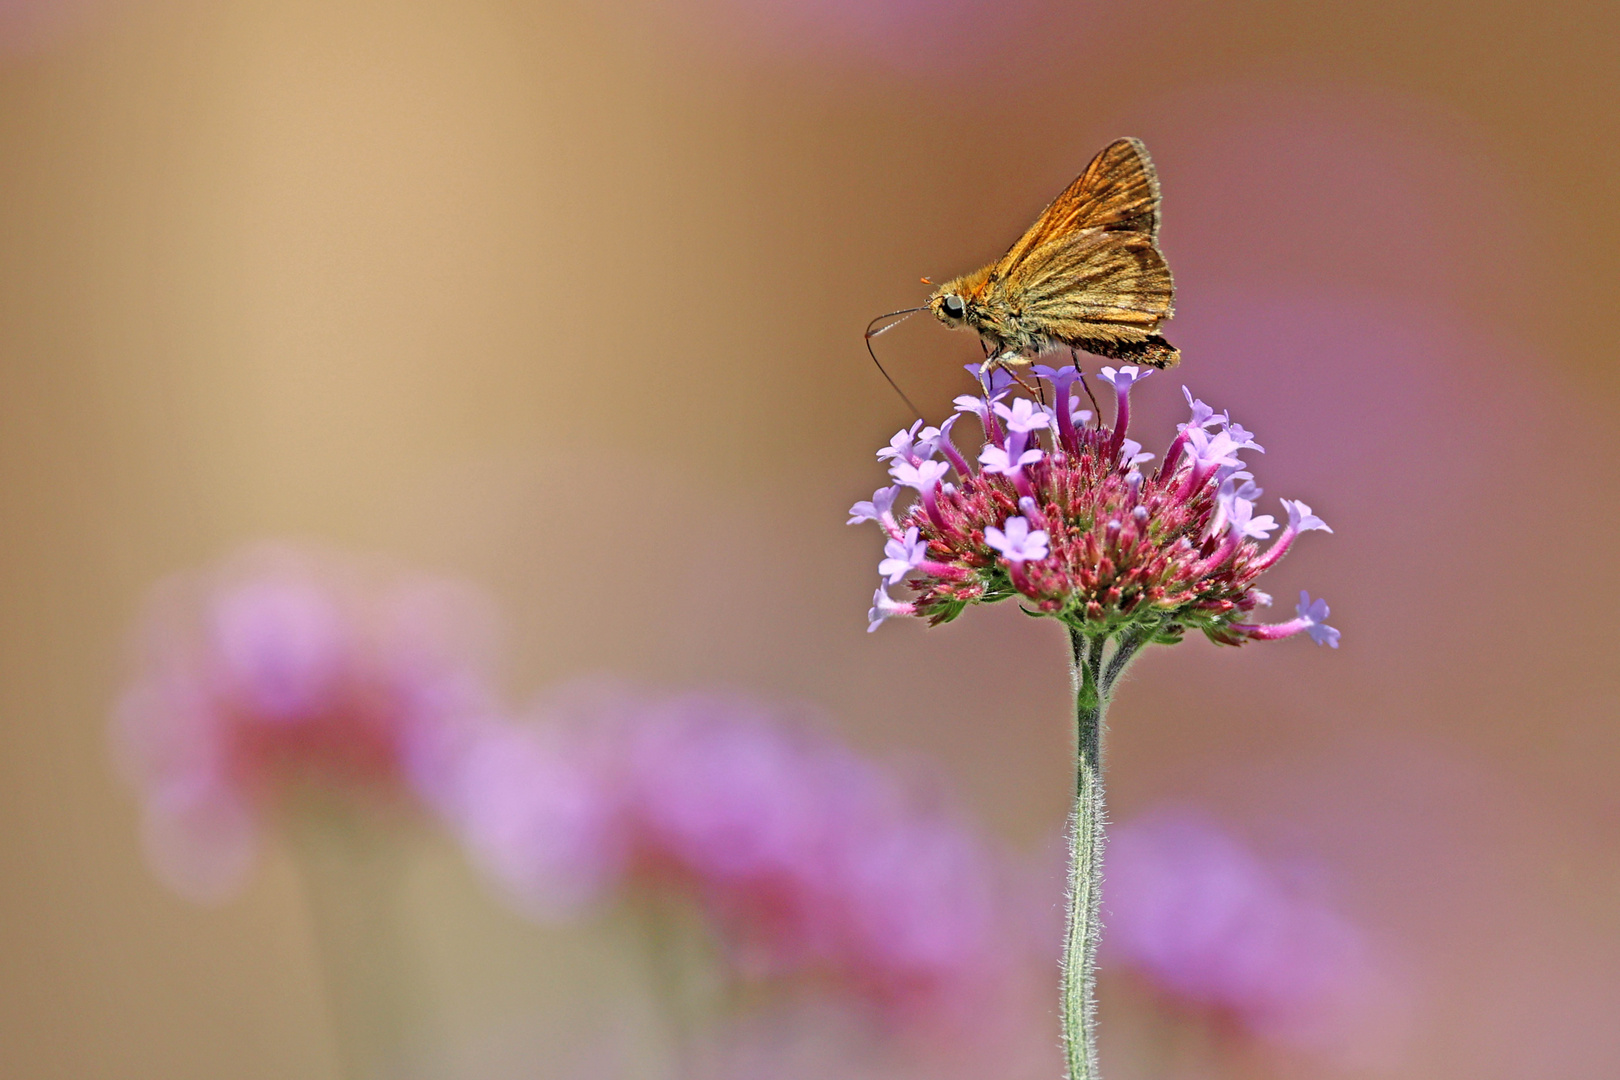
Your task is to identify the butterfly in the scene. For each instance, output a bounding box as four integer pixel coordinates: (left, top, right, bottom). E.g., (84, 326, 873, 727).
(922, 138, 1177, 373)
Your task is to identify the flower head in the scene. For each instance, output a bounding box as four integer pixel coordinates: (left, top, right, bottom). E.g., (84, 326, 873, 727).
(449, 681, 1010, 1022)
(850, 369, 1338, 647)
(111, 544, 501, 901)
(1105, 809, 1389, 1057)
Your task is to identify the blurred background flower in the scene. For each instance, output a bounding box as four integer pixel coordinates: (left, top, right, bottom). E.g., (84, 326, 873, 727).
(112, 543, 501, 901)
(452, 681, 1024, 1040)
(1104, 808, 1406, 1071)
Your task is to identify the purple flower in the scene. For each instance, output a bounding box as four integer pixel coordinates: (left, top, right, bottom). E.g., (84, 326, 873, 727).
(1118, 438, 1154, 468)
(111, 544, 501, 901)
(1105, 809, 1383, 1055)
(1096, 365, 1151, 393)
(992, 396, 1053, 436)
(1044, 398, 1093, 428)
(977, 441, 1044, 477)
(1296, 591, 1341, 647)
(867, 585, 916, 632)
(952, 394, 991, 422)
(889, 458, 950, 495)
(1233, 590, 1341, 647)
(847, 371, 1337, 646)
(1281, 498, 1333, 534)
(453, 681, 1012, 1022)
(1225, 421, 1264, 452)
(963, 361, 1015, 398)
(1031, 363, 1081, 386)
(1182, 426, 1249, 474)
(847, 485, 901, 527)
(878, 526, 928, 584)
(1221, 491, 1278, 541)
(984, 515, 1049, 563)
(1180, 385, 1228, 431)
(876, 420, 941, 465)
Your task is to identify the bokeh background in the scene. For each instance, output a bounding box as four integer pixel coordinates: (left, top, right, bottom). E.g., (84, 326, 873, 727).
(3, 0, 1619, 1077)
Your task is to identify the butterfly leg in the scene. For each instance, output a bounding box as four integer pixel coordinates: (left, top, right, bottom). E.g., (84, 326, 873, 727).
(1072, 348, 1103, 426)
(999, 355, 1045, 400)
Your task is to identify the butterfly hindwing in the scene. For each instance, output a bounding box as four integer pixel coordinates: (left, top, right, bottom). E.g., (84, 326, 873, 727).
(995, 227, 1173, 343)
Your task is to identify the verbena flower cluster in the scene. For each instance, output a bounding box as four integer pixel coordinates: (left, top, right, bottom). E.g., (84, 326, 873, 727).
(1105, 809, 1395, 1061)
(451, 681, 1010, 1024)
(852, 364, 1338, 647)
(112, 545, 500, 901)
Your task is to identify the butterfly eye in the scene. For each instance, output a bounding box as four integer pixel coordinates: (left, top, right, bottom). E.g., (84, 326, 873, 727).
(941, 295, 966, 319)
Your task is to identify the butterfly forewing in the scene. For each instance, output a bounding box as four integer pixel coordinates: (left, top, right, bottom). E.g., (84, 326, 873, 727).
(990, 138, 1172, 346)
(995, 139, 1162, 275)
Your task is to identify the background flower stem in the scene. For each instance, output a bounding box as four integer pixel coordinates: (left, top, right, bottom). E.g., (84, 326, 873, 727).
(293, 809, 426, 1080)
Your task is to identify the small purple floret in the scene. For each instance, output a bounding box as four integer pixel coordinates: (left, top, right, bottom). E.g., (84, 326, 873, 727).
(1296, 590, 1340, 648)
(878, 526, 929, 585)
(984, 515, 1049, 563)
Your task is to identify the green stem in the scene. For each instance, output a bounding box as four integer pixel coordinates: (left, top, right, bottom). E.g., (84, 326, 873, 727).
(293, 812, 423, 1080)
(1063, 627, 1111, 1080)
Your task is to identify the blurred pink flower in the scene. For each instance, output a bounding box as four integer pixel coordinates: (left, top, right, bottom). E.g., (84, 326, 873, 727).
(451, 681, 1009, 1027)
(112, 544, 502, 901)
(1104, 808, 1394, 1060)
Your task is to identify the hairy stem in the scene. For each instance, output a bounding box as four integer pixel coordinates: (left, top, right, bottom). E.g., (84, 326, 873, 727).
(1063, 628, 1112, 1080)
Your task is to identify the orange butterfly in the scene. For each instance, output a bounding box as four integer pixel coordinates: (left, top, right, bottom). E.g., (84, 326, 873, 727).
(872, 139, 1178, 383)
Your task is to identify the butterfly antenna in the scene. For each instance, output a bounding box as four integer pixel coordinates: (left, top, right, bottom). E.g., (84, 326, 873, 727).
(864, 307, 926, 417)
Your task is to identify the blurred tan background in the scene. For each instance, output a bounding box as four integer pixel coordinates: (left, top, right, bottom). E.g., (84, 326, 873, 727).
(3, 0, 1619, 1077)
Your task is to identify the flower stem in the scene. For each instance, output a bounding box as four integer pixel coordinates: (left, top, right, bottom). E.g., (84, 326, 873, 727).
(293, 809, 425, 1080)
(1063, 627, 1112, 1080)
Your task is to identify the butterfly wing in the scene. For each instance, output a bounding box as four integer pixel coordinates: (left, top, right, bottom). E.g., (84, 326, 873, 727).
(1006, 229, 1173, 345)
(996, 138, 1162, 274)
(988, 138, 1172, 345)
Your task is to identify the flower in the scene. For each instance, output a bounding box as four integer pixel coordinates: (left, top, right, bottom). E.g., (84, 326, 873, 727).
(1296, 591, 1341, 648)
(849, 368, 1339, 647)
(846, 485, 900, 527)
(977, 440, 1043, 477)
(448, 681, 1010, 1023)
(890, 457, 951, 494)
(1104, 809, 1386, 1056)
(984, 515, 1049, 563)
(993, 396, 1054, 435)
(1281, 498, 1332, 534)
(877, 420, 942, 465)
(111, 544, 501, 901)
(1180, 385, 1227, 431)
(868, 585, 916, 632)
(878, 526, 928, 584)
